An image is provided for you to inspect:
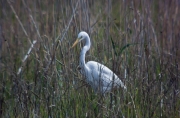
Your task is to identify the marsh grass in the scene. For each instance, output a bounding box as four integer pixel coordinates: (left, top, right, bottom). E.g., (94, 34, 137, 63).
(0, 0, 180, 117)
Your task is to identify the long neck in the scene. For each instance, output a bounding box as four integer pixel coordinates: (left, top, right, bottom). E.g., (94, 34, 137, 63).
(79, 36, 91, 67)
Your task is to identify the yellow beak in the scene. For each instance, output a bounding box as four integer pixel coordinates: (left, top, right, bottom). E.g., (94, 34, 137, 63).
(71, 39, 79, 48)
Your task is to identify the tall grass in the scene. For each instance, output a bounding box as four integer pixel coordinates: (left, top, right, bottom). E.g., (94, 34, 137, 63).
(0, 0, 180, 117)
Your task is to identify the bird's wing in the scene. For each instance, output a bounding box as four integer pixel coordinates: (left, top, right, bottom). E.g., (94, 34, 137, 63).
(86, 61, 126, 89)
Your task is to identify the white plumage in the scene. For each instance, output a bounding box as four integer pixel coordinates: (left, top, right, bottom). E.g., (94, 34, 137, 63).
(71, 31, 126, 93)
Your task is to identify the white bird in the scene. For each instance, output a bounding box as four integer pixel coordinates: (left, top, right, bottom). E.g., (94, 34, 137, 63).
(71, 31, 127, 94)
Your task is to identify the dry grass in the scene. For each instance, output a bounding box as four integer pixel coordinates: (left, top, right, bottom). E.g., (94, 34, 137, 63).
(0, 0, 180, 117)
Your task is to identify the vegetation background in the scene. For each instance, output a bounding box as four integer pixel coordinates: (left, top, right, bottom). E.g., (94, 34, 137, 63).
(0, 0, 180, 117)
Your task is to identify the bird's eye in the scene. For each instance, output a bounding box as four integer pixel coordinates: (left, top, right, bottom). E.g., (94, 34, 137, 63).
(80, 36, 83, 39)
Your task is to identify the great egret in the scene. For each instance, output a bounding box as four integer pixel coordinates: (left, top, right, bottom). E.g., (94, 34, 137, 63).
(71, 31, 127, 94)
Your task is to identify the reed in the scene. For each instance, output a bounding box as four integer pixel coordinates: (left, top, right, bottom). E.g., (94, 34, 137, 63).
(0, 0, 179, 117)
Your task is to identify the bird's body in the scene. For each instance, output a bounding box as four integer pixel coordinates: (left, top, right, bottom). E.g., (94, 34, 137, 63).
(71, 31, 126, 93)
(80, 61, 126, 93)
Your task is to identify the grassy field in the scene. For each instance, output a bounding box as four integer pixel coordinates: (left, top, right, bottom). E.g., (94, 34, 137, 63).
(0, 0, 180, 117)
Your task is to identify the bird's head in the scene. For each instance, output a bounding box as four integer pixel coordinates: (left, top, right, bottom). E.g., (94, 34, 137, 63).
(71, 31, 89, 48)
